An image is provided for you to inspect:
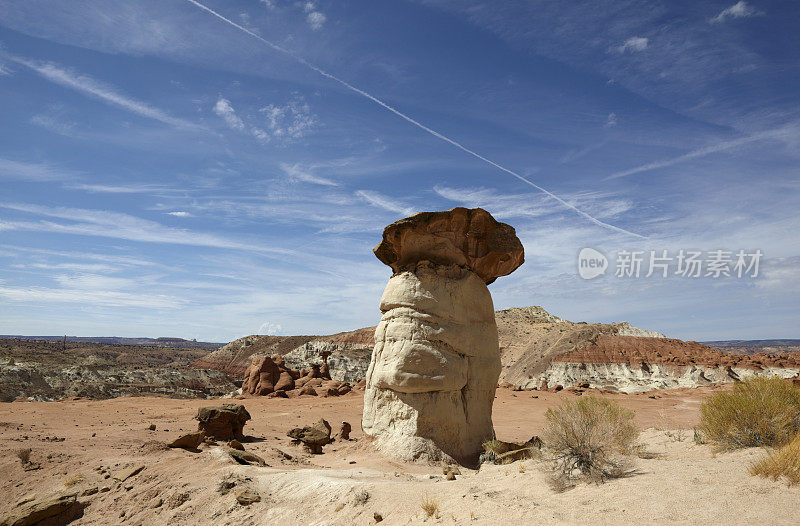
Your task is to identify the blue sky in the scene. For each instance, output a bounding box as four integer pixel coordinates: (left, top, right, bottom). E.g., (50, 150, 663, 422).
(0, 0, 798, 341)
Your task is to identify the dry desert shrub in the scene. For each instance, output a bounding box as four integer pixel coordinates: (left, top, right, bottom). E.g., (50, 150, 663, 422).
(481, 435, 541, 464)
(700, 377, 800, 449)
(420, 492, 439, 518)
(543, 396, 638, 484)
(352, 488, 370, 506)
(64, 472, 85, 487)
(15, 447, 31, 464)
(750, 433, 800, 485)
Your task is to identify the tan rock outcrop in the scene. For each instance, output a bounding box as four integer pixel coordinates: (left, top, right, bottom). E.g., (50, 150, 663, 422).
(242, 355, 297, 396)
(0, 491, 83, 526)
(362, 208, 523, 464)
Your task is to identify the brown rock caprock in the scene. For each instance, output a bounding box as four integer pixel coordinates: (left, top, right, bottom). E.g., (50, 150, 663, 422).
(195, 403, 251, 441)
(372, 207, 524, 285)
(363, 208, 524, 464)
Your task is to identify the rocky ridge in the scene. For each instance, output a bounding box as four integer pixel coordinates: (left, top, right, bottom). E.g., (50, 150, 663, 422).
(536, 334, 800, 393)
(198, 306, 800, 394)
(0, 339, 235, 402)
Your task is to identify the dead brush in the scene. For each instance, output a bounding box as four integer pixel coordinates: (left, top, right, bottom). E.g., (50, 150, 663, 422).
(750, 432, 800, 486)
(481, 436, 541, 465)
(420, 492, 439, 518)
(542, 396, 639, 485)
(15, 448, 31, 465)
(700, 376, 800, 449)
(352, 488, 370, 506)
(64, 473, 85, 487)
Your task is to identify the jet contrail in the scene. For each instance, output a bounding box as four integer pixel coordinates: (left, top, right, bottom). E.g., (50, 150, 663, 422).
(604, 127, 790, 181)
(184, 0, 645, 239)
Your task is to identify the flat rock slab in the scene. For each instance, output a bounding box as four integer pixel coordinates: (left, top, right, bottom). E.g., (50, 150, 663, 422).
(168, 431, 205, 450)
(0, 492, 80, 526)
(225, 447, 267, 466)
(112, 465, 144, 482)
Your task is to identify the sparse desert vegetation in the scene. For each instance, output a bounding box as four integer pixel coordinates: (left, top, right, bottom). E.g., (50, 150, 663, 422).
(2, 387, 800, 524)
(699, 377, 800, 449)
(420, 492, 439, 518)
(14, 447, 31, 465)
(750, 432, 800, 486)
(63, 472, 85, 487)
(543, 396, 639, 483)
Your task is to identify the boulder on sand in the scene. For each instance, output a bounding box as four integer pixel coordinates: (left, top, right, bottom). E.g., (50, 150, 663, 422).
(168, 431, 205, 451)
(288, 418, 332, 454)
(195, 403, 250, 441)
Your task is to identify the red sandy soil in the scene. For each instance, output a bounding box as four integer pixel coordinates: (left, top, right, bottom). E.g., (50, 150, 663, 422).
(1, 386, 797, 525)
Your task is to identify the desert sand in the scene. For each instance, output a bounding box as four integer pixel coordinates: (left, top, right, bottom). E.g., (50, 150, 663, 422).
(1, 386, 798, 525)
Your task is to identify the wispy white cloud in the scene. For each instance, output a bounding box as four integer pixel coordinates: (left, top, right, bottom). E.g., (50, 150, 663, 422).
(5, 53, 200, 130)
(615, 36, 648, 54)
(303, 2, 327, 30)
(0, 283, 183, 309)
(184, 0, 645, 239)
(355, 190, 416, 216)
(604, 125, 796, 180)
(0, 244, 163, 268)
(280, 162, 338, 186)
(307, 11, 327, 30)
(53, 273, 136, 291)
(258, 321, 282, 335)
(30, 112, 77, 136)
(213, 94, 317, 144)
(18, 262, 118, 273)
(434, 185, 634, 221)
(0, 203, 295, 256)
(213, 96, 244, 130)
(604, 112, 618, 128)
(65, 183, 174, 194)
(259, 95, 318, 142)
(559, 139, 610, 164)
(710, 1, 762, 23)
(166, 211, 192, 217)
(0, 157, 73, 182)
